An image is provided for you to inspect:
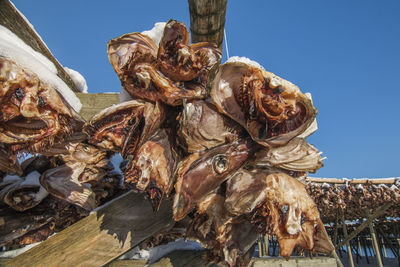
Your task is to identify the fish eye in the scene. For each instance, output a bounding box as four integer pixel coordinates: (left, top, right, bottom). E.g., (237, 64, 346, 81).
(82, 144, 91, 152)
(14, 87, 24, 100)
(38, 96, 46, 107)
(212, 155, 228, 174)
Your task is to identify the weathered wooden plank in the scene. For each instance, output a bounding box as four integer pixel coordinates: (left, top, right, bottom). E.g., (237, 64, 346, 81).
(149, 251, 337, 267)
(108, 253, 337, 267)
(188, 0, 227, 49)
(76, 93, 119, 120)
(367, 216, 383, 267)
(88, 254, 340, 267)
(7, 192, 175, 267)
(252, 257, 337, 267)
(4, 255, 339, 267)
(0, 0, 80, 92)
(107, 259, 146, 267)
(0, 259, 9, 267)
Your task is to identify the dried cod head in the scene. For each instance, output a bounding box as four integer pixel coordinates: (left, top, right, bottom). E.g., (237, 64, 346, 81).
(0, 58, 84, 155)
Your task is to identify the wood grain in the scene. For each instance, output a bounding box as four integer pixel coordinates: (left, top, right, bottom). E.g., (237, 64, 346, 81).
(77, 93, 119, 120)
(7, 192, 174, 267)
(188, 0, 227, 49)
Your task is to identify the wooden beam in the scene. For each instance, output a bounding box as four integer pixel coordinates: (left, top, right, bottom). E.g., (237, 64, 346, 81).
(335, 203, 392, 249)
(7, 191, 175, 267)
(263, 234, 269, 256)
(341, 215, 354, 267)
(0, 0, 80, 93)
(188, 0, 227, 49)
(369, 222, 383, 267)
(76, 93, 119, 120)
(257, 238, 262, 257)
(306, 177, 398, 184)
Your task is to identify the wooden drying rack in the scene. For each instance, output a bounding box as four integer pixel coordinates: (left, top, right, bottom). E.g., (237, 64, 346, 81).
(1, 1, 397, 266)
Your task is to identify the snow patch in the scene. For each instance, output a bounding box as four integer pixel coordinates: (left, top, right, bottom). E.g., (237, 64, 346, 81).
(147, 239, 203, 264)
(321, 182, 331, 189)
(0, 25, 82, 112)
(0, 242, 40, 258)
(355, 184, 364, 190)
(118, 238, 203, 263)
(141, 22, 166, 47)
(226, 56, 265, 70)
(64, 67, 88, 93)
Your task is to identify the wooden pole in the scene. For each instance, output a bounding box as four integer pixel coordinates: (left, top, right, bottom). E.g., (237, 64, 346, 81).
(264, 234, 269, 256)
(369, 222, 383, 267)
(331, 250, 344, 267)
(381, 237, 387, 257)
(257, 238, 262, 257)
(188, 0, 227, 49)
(378, 228, 398, 258)
(333, 217, 339, 245)
(335, 203, 392, 249)
(341, 215, 355, 267)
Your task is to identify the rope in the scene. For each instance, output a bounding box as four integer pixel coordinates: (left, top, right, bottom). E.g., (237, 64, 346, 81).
(224, 28, 229, 59)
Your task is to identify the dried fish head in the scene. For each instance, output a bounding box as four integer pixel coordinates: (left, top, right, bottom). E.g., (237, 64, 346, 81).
(178, 100, 243, 153)
(83, 99, 165, 157)
(124, 129, 179, 211)
(0, 58, 84, 154)
(211, 61, 317, 147)
(0, 171, 48, 211)
(173, 138, 257, 221)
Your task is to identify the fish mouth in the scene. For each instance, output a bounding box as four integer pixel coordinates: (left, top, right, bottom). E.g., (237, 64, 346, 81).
(121, 115, 145, 158)
(3, 116, 48, 136)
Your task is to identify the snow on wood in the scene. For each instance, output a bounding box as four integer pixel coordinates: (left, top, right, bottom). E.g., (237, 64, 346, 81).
(63, 67, 88, 93)
(0, 0, 81, 94)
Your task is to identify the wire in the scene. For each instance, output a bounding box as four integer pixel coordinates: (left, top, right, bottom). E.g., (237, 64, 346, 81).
(224, 28, 229, 59)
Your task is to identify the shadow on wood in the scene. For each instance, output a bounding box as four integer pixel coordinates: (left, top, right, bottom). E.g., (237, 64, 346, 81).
(7, 191, 175, 267)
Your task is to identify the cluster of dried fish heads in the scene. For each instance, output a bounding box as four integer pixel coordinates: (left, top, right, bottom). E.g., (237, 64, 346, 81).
(0, 19, 333, 266)
(0, 47, 124, 247)
(0, 138, 124, 248)
(83, 20, 333, 266)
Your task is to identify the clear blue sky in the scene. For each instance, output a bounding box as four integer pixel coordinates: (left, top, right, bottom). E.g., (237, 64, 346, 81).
(12, 1, 400, 178)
